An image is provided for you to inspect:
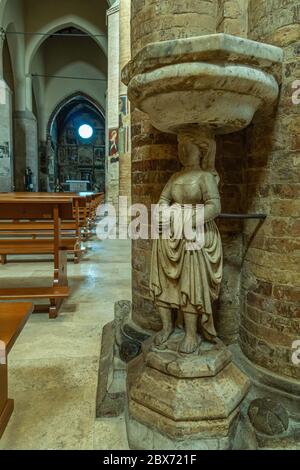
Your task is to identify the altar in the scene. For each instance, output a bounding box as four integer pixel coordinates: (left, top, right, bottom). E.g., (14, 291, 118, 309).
(65, 180, 91, 193)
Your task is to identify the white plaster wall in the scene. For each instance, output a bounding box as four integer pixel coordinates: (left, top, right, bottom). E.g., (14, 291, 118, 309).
(24, 0, 108, 40)
(24, 0, 108, 76)
(32, 36, 107, 140)
(1, 0, 26, 110)
(31, 48, 46, 140)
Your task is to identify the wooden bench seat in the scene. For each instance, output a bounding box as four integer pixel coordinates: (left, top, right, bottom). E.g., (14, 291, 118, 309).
(0, 237, 84, 264)
(0, 198, 73, 318)
(0, 287, 69, 318)
(0, 287, 69, 300)
(0, 302, 33, 438)
(0, 221, 78, 231)
(0, 238, 77, 250)
(0, 219, 82, 264)
(0, 192, 105, 241)
(0, 238, 82, 264)
(0, 193, 104, 318)
(0, 286, 70, 319)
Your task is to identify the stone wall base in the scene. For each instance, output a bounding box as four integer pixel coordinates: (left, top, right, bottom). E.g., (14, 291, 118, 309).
(96, 300, 150, 418)
(231, 344, 300, 449)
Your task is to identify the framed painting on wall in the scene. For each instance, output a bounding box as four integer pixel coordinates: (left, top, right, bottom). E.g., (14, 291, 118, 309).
(59, 146, 79, 165)
(95, 129, 106, 146)
(65, 127, 77, 145)
(109, 128, 118, 156)
(0, 142, 10, 177)
(67, 146, 79, 165)
(94, 169, 105, 192)
(78, 146, 93, 166)
(94, 146, 105, 169)
(59, 166, 70, 182)
(58, 147, 68, 165)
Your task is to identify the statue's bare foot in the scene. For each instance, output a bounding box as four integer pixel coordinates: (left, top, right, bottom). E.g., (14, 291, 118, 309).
(154, 328, 174, 346)
(179, 334, 199, 354)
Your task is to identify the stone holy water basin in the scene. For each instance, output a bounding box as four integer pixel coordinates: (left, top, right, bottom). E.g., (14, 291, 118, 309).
(122, 34, 283, 135)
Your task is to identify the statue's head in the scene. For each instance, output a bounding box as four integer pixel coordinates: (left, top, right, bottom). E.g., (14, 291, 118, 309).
(178, 129, 216, 172)
(178, 139, 200, 167)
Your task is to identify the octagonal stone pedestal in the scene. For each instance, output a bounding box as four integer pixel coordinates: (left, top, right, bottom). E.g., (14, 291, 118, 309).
(126, 331, 250, 450)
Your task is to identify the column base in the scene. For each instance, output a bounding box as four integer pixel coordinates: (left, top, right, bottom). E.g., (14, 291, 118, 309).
(230, 344, 300, 449)
(126, 331, 250, 450)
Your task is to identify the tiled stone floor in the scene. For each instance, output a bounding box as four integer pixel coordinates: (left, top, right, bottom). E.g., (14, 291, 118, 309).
(0, 238, 131, 450)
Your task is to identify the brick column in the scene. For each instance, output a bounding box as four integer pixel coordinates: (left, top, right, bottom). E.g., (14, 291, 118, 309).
(217, 0, 248, 37)
(131, 0, 219, 57)
(241, 0, 300, 382)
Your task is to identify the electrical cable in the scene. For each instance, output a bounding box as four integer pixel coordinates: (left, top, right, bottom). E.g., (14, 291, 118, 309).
(2, 29, 106, 38)
(31, 73, 107, 81)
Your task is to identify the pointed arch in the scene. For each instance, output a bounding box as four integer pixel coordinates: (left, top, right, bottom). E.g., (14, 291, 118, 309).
(47, 91, 105, 137)
(26, 15, 108, 76)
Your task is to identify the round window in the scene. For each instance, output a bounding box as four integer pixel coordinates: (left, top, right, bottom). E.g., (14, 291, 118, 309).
(78, 124, 94, 139)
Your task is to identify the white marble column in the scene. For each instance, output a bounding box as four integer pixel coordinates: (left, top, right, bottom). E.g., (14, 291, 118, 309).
(119, 0, 131, 208)
(106, 1, 120, 209)
(0, 32, 14, 192)
(13, 109, 38, 191)
(13, 74, 39, 191)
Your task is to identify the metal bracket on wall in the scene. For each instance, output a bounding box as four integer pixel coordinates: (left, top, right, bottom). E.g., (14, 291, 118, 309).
(218, 214, 267, 220)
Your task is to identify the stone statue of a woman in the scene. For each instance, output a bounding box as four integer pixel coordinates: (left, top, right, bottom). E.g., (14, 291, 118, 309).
(150, 130, 223, 354)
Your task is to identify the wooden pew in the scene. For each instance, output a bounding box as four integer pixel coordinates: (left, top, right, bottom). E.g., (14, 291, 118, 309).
(0, 192, 105, 261)
(67, 192, 104, 239)
(0, 198, 72, 318)
(0, 223, 82, 264)
(73, 195, 90, 241)
(0, 193, 85, 263)
(89, 192, 105, 230)
(0, 302, 33, 438)
(4, 191, 105, 243)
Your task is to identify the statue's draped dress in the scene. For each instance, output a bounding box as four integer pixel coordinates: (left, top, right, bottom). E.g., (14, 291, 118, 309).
(150, 171, 223, 339)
